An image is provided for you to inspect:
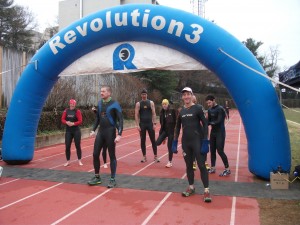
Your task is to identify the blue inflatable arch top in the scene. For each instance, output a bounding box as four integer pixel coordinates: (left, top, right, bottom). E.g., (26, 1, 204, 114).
(2, 4, 290, 179)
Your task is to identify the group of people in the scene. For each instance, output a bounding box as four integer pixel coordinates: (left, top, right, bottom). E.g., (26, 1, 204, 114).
(61, 85, 231, 203)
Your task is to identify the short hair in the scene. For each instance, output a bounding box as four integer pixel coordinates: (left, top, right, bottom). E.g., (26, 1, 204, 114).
(205, 95, 215, 101)
(101, 85, 112, 93)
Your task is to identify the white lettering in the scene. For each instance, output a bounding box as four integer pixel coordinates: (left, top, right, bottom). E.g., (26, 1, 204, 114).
(151, 16, 166, 30)
(142, 9, 150, 27)
(185, 24, 203, 44)
(106, 11, 112, 28)
(168, 20, 184, 37)
(90, 18, 103, 32)
(64, 30, 76, 44)
(49, 36, 66, 55)
(48, 8, 205, 55)
(76, 22, 88, 36)
(131, 9, 140, 26)
(115, 12, 128, 26)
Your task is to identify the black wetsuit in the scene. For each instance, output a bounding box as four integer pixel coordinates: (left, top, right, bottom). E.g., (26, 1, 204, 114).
(92, 99, 123, 178)
(139, 100, 157, 156)
(207, 104, 229, 168)
(156, 107, 177, 162)
(62, 108, 82, 161)
(175, 104, 209, 188)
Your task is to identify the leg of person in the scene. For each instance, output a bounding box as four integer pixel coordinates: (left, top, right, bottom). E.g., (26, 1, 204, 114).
(148, 124, 159, 162)
(140, 124, 147, 162)
(182, 144, 195, 197)
(217, 132, 231, 176)
(106, 128, 117, 188)
(193, 150, 197, 170)
(102, 143, 108, 168)
(88, 132, 103, 185)
(74, 129, 83, 166)
(209, 133, 217, 174)
(64, 132, 73, 166)
(196, 149, 212, 203)
(166, 133, 174, 168)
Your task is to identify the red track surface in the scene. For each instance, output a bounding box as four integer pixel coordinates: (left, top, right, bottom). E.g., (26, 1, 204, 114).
(0, 110, 260, 225)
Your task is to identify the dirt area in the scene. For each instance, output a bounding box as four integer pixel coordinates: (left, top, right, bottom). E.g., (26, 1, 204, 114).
(259, 199, 300, 225)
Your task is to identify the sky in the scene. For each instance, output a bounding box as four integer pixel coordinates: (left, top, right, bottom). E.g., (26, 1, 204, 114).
(13, 0, 300, 70)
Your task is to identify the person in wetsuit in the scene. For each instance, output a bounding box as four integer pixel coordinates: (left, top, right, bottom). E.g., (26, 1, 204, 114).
(88, 86, 123, 188)
(156, 99, 177, 168)
(174, 87, 212, 203)
(61, 99, 83, 166)
(135, 88, 159, 163)
(92, 106, 108, 169)
(205, 95, 231, 177)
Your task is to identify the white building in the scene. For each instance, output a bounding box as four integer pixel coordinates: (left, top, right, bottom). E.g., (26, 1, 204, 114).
(58, 0, 158, 30)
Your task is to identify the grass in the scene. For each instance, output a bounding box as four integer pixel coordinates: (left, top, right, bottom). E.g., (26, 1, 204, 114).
(259, 108, 300, 225)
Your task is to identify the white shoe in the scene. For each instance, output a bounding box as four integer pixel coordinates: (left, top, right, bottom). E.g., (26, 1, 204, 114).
(64, 161, 70, 167)
(78, 160, 83, 166)
(165, 162, 172, 168)
(103, 163, 108, 168)
(0, 166, 3, 177)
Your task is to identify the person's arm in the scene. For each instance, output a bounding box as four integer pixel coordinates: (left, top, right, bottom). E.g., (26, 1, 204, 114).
(61, 110, 67, 125)
(150, 100, 157, 125)
(198, 106, 208, 139)
(74, 110, 82, 126)
(174, 113, 182, 140)
(92, 105, 100, 132)
(134, 102, 140, 127)
(115, 106, 123, 136)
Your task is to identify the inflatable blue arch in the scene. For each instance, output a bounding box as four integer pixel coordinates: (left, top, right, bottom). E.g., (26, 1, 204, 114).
(2, 4, 290, 179)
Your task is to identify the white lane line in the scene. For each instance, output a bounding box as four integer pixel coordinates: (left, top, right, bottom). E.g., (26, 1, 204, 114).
(230, 114, 242, 225)
(0, 178, 20, 186)
(141, 192, 172, 225)
(230, 196, 237, 225)
(234, 117, 242, 182)
(0, 183, 63, 210)
(131, 152, 168, 176)
(50, 189, 112, 225)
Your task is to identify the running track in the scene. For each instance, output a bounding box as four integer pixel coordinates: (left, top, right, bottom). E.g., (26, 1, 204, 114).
(0, 110, 261, 225)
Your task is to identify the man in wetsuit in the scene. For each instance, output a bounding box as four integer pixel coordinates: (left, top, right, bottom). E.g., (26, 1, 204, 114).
(205, 95, 231, 177)
(156, 99, 177, 168)
(88, 86, 123, 188)
(135, 88, 159, 163)
(174, 87, 211, 203)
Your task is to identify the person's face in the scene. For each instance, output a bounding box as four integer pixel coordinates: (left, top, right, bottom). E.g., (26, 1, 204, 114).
(162, 103, 168, 110)
(141, 93, 147, 100)
(69, 103, 76, 109)
(182, 91, 193, 105)
(101, 87, 111, 100)
(206, 100, 215, 108)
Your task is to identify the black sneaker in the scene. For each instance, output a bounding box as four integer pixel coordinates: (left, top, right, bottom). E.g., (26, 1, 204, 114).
(182, 187, 195, 197)
(107, 178, 116, 188)
(87, 176, 102, 186)
(219, 169, 231, 177)
(141, 156, 147, 163)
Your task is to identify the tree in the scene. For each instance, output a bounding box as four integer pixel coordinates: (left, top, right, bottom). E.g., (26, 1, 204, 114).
(0, 0, 37, 51)
(243, 38, 280, 78)
(133, 70, 179, 100)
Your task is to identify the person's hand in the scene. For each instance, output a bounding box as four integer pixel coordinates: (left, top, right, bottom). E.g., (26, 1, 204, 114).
(115, 135, 121, 143)
(90, 131, 95, 137)
(66, 121, 74, 126)
(171, 140, 178, 154)
(153, 123, 156, 130)
(137, 126, 141, 132)
(200, 139, 210, 154)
